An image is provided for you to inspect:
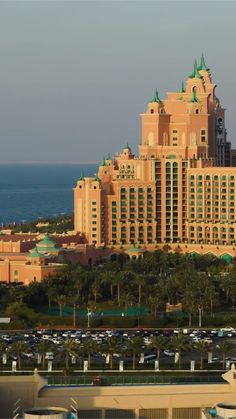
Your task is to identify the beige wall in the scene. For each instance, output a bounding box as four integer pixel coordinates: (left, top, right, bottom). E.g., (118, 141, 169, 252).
(0, 369, 236, 419)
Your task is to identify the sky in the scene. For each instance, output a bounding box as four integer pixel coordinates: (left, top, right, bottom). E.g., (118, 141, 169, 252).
(0, 1, 236, 163)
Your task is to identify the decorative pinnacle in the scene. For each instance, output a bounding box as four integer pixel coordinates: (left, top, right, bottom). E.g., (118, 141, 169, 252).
(102, 157, 106, 166)
(189, 89, 199, 103)
(151, 89, 161, 103)
(198, 53, 209, 72)
(181, 81, 185, 93)
(189, 60, 203, 79)
(107, 153, 111, 160)
(79, 171, 84, 181)
(93, 173, 101, 182)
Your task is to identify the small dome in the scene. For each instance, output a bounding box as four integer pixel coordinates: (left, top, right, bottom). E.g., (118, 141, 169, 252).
(29, 247, 44, 258)
(36, 233, 59, 254)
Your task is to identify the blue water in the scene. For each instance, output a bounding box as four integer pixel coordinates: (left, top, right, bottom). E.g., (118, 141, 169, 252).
(0, 164, 98, 224)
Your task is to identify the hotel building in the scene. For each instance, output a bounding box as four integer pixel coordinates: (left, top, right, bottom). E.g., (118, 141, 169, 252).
(74, 56, 236, 253)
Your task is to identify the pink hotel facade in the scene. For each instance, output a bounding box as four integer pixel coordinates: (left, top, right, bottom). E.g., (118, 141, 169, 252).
(74, 56, 236, 255)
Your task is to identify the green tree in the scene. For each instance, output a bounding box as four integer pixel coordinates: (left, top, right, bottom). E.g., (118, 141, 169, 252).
(135, 274, 145, 305)
(91, 279, 101, 304)
(194, 340, 211, 369)
(63, 366, 74, 386)
(83, 339, 98, 369)
(101, 271, 117, 299)
(120, 292, 136, 316)
(218, 341, 234, 368)
(146, 294, 163, 319)
(46, 287, 57, 310)
(56, 295, 67, 317)
(149, 336, 167, 365)
(170, 334, 190, 369)
(64, 339, 78, 369)
(126, 337, 143, 369)
(36, 340, 53, 369)
(11, 341, 27, 370)
(182, 288, 197, 327)
(104, 337, 119, 369)
(0, 342, 7, 364)
(69, 294, 81, 327)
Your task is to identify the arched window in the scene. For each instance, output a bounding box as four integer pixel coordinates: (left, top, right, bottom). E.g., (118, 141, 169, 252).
(195, 109, 199, 114)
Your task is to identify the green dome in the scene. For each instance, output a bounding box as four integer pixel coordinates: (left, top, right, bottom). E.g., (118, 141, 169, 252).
(29, 247, 44, 258)
(36, 233, 59, 254)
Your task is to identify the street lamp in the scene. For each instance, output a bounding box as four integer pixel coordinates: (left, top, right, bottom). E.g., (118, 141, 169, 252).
(87, 307, 92, 328)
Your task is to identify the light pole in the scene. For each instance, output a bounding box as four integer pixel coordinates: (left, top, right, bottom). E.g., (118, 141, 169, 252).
(198, 306, 202, 328)
(87, 307, 92, 328)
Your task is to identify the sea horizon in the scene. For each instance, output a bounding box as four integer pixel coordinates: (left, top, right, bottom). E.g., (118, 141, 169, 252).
(0, 163, 98, 225)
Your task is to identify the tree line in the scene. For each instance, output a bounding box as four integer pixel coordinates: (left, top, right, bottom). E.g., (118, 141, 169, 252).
(1, 250, 236, 327)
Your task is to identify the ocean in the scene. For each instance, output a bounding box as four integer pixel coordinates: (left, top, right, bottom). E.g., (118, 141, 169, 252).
(0, 164, 98, 225)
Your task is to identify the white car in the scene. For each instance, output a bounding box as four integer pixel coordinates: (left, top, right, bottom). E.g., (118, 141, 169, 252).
(220, 327, 235, 332)
(163, 350, 175, 357)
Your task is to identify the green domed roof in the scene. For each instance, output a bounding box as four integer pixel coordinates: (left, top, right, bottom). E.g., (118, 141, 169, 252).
(29, 247, 44, 258)
(36, 233, 59, 253)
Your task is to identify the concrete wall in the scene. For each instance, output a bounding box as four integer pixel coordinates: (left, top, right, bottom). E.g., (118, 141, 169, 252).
(0, 369, 236, 419)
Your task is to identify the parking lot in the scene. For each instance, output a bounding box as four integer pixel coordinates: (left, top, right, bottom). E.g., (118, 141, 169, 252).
(1, 327, 236, 370)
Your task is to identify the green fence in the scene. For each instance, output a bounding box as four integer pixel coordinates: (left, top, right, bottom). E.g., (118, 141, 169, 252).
(48, 306, 150, 317)
(46, 374, 224, 386)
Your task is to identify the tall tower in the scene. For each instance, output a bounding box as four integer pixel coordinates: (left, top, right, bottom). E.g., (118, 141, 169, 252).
(74, 56, 233, 247)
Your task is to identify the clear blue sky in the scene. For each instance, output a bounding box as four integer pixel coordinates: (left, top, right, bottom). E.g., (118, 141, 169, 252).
(0, 1, 235, 163)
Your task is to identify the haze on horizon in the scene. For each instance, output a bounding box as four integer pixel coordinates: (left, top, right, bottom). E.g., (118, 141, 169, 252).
(0, 1, 235, 164)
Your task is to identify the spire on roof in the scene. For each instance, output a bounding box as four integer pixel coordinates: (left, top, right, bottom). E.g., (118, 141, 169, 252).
(93, 173, 101, 182)
(151, 89, 161, 103)
(79, 171, 85, 181)
(102, 157, 107, 166)
(107, 153, 111, 160)
(181, 81, 185, 93)
(198, 53, 209, 71)
(189, 60, 203, 79)
(189, 89, 199, 103)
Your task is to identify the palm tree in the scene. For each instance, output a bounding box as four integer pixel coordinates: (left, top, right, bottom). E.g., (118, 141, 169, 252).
(218, 341, 234, 368)
(101, 271, 116, 299)
(11, 341, 27, 370)
(194, 340, 211, 369)
(146, 294, 163, 319)
(120, 292, 136, 316)
(126, 337, 143, 369)
(83, 339, 98, 369)
(104, 337, 119, 369)
(170, 334, 190, 369)
(64, 339, 78, 369)
(182, 286, 198, 327)
(91, 279, 101, 304)
(135, 274, 145, 305)
(0, 341, 7, 364)
(56, 295, 67, 317)
(149, 336, 167, 365)
(46, 287, 57, 309)
(69, 294, 81, 327)
(114, 272, 124, 306)
(36, 340, 52, 369)
(63, 366, 74, 386)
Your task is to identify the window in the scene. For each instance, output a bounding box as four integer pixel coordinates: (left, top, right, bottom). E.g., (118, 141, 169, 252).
(201, 129, 206, 142)
(172, 129, 178, 144)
